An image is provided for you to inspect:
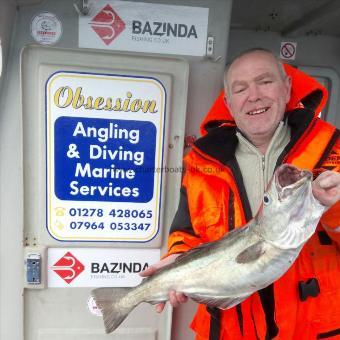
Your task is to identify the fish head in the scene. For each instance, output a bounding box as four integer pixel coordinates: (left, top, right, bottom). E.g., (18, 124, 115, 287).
(257, 164, 326, 249)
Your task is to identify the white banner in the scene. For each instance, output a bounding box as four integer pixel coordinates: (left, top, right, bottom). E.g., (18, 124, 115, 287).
(79, 0, 209, 56)
(47, 248, 160, 287)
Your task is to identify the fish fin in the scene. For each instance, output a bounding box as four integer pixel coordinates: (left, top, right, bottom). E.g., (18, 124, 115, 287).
(236, 241, 265, 264)
(91, 287, 135, 334)
(174, 245, 208, 264)
(187, 292, 251, 309)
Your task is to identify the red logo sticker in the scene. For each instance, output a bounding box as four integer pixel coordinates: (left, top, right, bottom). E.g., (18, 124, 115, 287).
(90, 5, 125, 45)
(51, 252, 85, 284)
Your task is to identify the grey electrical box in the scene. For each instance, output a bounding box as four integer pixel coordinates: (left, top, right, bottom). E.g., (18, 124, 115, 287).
(25, 253, 41, 284)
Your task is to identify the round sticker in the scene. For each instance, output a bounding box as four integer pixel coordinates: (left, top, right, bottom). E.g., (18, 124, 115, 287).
(30, 12, 63, 45)
(87, 296, 102, 316)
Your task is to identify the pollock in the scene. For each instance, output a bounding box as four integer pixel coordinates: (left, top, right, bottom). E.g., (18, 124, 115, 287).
(92, 164, 325, 334)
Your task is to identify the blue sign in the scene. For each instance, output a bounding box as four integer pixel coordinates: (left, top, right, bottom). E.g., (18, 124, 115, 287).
(54, 117, 156, 203)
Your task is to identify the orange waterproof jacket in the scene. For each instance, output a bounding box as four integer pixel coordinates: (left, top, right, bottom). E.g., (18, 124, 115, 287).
(167, 65, 340, 339)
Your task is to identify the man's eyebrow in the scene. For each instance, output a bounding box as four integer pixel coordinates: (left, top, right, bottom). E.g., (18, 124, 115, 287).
(231, 80, 247, 89)
(230, 72, 276, 89)
(255, 72, 275, 81)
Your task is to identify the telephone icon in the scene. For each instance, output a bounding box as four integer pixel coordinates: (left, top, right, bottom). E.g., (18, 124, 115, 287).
(55, 207, 66, 217)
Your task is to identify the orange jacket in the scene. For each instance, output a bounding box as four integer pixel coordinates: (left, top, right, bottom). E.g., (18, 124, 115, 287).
(168, 65, 340, 339)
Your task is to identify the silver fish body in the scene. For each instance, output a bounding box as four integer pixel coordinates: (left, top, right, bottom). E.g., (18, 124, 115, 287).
(92, 164, 326, 333)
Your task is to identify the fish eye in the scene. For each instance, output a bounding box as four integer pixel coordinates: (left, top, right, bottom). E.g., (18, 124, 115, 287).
(263, 194, 271, 205)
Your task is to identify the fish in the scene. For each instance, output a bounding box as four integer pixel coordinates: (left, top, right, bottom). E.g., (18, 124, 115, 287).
(91, 164, 326, 334)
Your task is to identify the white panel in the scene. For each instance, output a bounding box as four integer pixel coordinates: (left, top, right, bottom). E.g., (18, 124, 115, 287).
(47, 248, 160, 287)
(21, 45, 188, 248)
(24, 288, 167, 340)
(79, 1, 209, 56)
(21, 46, 188, 340)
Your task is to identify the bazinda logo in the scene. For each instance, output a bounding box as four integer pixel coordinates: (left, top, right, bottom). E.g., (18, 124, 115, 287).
(132, 21, 198, 38)
(90, 5, 125, 45)
(91, 262, 149, 274)
(51, 252, 85, 284)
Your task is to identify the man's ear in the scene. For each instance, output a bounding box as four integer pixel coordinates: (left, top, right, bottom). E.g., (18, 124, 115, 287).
(224, 94, 234, 117)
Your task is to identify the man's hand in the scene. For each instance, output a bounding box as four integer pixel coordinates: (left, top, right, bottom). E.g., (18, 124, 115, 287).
(312, 170, 340, 207)
(139, 253, 188, 313)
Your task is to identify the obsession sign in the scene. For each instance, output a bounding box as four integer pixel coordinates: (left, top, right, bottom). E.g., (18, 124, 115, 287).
(46, 71, 166, 242)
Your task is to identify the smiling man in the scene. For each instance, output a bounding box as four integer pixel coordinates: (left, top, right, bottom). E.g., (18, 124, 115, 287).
(225, 50, 291, 154)
(141, 48, 340, 340)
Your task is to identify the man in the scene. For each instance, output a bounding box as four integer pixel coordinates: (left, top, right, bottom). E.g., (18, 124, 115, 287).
(141, 49, 340, 339)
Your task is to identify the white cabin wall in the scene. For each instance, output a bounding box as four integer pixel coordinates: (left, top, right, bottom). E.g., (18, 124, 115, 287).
(0, 2, 19, 340)
(0, 1, 233, 340)
(228, 29, 340, 128)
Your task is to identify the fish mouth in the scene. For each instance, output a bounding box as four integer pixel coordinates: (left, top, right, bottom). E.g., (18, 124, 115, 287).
(275, 164, 312, 199)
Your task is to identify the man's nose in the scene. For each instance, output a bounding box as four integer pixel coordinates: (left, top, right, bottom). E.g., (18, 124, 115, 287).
(247, 84, 261, 102)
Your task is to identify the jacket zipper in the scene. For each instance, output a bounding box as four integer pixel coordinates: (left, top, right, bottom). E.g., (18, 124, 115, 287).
(262, 155, 265, 172)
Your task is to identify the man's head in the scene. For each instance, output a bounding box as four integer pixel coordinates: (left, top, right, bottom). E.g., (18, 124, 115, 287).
(224, 48, 291, 149)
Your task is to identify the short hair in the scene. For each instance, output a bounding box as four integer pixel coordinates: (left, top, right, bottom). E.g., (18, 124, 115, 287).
(224, 48, 287, 92)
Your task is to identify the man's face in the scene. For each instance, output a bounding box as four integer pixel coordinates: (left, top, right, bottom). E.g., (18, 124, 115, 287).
(225, 51, 291, 144)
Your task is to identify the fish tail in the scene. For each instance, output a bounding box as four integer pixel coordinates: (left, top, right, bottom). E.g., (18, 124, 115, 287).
(91, 287, 136, 334)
